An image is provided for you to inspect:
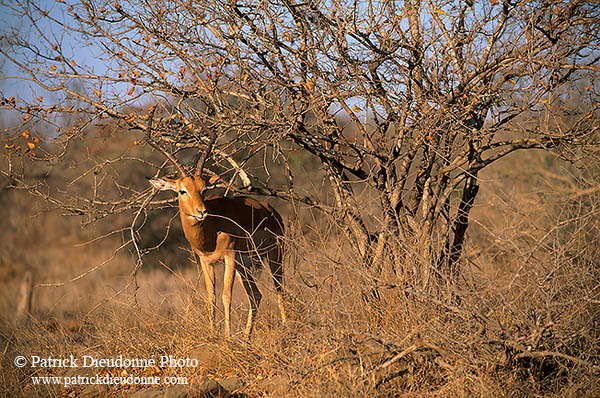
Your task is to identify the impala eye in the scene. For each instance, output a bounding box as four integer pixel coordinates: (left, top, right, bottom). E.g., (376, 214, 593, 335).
(179, 189, 187, 195)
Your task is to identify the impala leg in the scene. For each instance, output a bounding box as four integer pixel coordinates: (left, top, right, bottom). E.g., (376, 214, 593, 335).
(199, 256, 216, 332)
(236, 256, 262, 339)
(222, 252, 236, 338)
(269, 244, 287, 325)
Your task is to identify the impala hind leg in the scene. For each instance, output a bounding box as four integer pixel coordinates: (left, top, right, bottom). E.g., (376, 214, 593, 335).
(199, 256, 216, 332)
(268, 244, 287, 325)
(237, 255, 262, 338)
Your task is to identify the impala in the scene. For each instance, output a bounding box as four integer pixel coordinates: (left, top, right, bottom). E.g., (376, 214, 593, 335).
(146, 119, 286, 338)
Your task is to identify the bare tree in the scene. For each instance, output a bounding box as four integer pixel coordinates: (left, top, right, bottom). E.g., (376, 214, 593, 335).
(1, 0, 598, 288)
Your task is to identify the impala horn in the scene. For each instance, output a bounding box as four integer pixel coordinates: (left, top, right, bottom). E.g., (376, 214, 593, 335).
(195, 120, 217, 176)
(145, 106, 187, 178)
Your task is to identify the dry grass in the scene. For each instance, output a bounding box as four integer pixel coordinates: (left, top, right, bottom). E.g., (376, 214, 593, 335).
(1, 150, 599, 397)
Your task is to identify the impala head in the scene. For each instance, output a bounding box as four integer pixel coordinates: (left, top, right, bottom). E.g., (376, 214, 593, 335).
(146, 112, 217, 223)
(149, 175, 210, 222)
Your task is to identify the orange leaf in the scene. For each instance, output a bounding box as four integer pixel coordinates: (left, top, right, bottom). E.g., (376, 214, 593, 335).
(180, 67, 186, 77)
(23, 114, 29, 121)
(50, 65, 57, 71)
(94, 89, 101, 97)
(37, 96, 43, 102)
(27, 141, 36, 150)
(144, 36, 151, 43)
(99, 7, 106, 12)
(160, 72, 166, 79)
(71, 60, 77, 67)
(133, 70, 140, 77)
(22, 130, 30, 138)
(56, 127, 60, 132)
(127, 86, 135, 95)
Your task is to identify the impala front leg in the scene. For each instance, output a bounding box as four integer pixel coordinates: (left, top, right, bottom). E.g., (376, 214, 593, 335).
(199, 255, 216, 332)
(222, 253, 236, 338)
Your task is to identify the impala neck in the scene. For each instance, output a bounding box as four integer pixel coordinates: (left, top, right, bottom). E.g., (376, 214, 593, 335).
(180, 210, 215, 253)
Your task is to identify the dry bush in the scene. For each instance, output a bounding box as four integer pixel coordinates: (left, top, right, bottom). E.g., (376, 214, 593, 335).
(1, 148, 599, 398)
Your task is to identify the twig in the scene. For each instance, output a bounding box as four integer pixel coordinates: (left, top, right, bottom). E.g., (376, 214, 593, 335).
(369, 344, 418, 374)
(515, 350, 598, 371)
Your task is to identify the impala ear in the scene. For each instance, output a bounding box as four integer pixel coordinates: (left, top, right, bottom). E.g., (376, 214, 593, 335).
(148, 177, 177, 191)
